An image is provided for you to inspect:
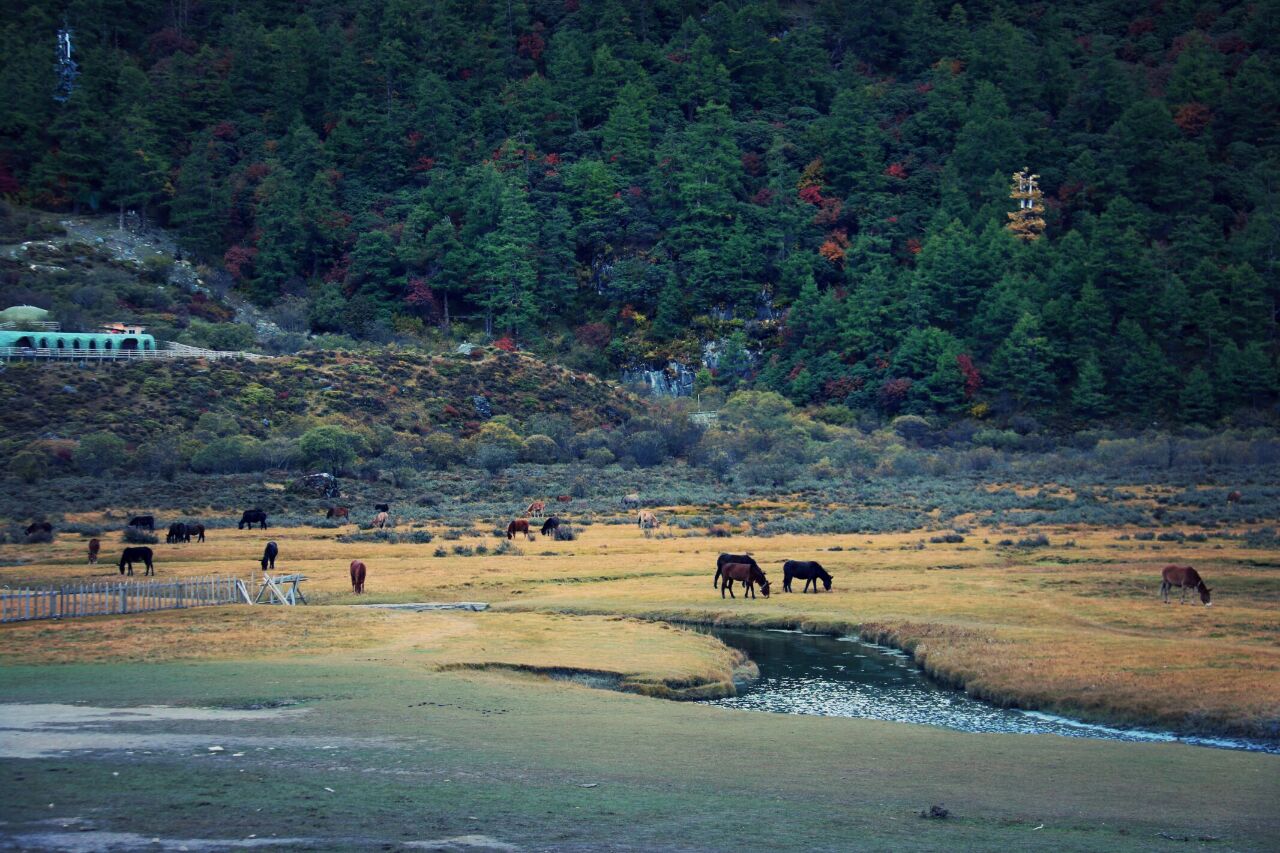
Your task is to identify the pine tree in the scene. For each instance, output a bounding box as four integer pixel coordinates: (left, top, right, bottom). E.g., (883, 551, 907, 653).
(990, 313, 1056, 409)
(1178, 366, 1217, 422)
(1071, 353, 1110, 418)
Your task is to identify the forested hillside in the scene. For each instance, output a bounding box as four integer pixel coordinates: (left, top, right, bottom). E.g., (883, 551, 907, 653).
(2, 0, 1278, 424)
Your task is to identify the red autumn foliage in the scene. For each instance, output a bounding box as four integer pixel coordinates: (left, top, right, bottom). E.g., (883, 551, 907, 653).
(885, 162, 908, 179)
(956, 354, 982, 399)
(787, 363, 806, 382)
(813, 196, 842, 226)
(949, 59, 965, 75)
(411, 155, 436, 172)
(544, 152, 561, 166)
(1173, 102, 1212, 135)
(751, 188, 775, 206)
(575, 322, 612, 350)
(906, 238, 923, 255)
(666, 52, 688, 63)
(212, 121, 238, 140)
(459, 68, 473, 80)
(517, 32, 546, 61)
(627, 185, 645, 197)
(0, 162, 20, 195)
(823, 376, 860, 400)
(493, 336, 517, 352)
(798, 185, 824, 205)
(878, 377, 913, 407)
(244, 162, 270, 182)
(147, 27, 196, 58)
(406, 130, 424, 149)
(405, 276, 441, 319)
(885, 215, 899, 224)
(741, 152, 763, 175)
(223, 245, 257, 280)
(564, 0, 580, 9)
(1127, 17, 1155, 36)
(915, 82, 934, 94)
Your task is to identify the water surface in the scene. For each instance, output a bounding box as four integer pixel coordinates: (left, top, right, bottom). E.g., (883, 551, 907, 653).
(700, 627, 1278, 754)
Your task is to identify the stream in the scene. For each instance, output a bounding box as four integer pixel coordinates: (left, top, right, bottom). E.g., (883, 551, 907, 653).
(699, 627, 1279, 754)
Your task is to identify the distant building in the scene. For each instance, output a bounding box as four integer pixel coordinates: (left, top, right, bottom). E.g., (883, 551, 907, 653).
(99, 321, 147, 335)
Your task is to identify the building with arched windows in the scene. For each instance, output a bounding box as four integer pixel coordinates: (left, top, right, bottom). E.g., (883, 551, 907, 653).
(0, 329, 157, 354)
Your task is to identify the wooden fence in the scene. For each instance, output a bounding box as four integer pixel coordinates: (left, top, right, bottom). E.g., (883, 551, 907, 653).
(0, 575, 248, 623)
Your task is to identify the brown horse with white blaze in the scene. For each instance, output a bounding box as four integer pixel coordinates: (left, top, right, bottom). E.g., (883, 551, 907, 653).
(1161, 565, 1212, 606)
(350, 560, 367, 594)
(524, 500, 546, 518)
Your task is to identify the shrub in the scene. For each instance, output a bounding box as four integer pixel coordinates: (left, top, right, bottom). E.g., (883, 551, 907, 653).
(520, 434, 559, 463)
(419, 433, 463, 470)
(190, 435, 265, 474)
(553, 524, 578, 541)
(299, 424, 358, 473)
(24, 528, 53, 544)
(929, 533, 965, 543)
(123, 527, 159, 544)
(1015, 534, 1050, 548)
(8, 450, 47, 484)
(471, 443, 517, 475)
(433, 547, 448, 557)
(624, 430, 668, 467)
(75, 432, 127, 475)
(1157, 531, 1185, 541)
(1134, 531, 1155, 541)
(708, 523, 732, 537)
(584, 447, 615, 468)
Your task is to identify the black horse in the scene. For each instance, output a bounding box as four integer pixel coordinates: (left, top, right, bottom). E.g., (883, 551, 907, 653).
(166, 522, 189, 544)
(261, 541, 278, 571)
(783, 560, 833, 593)
(540, 517, 561, 536)
(239, 509, 268, 530)
(711, 550, 757, 591)
(374, 503, 390, 513)
(188, 523, 206, 542)
(128, 515, 154, 531)
(119, 546, 155, 576)
(24, 521, 52, 536)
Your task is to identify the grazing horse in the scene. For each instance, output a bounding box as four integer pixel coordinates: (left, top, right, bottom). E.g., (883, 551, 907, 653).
(540, 517, 561, 536)
(507, 519, 533, 540)
(1161, 565, 1212, 606)
(524, 500, 546, 518)
(128, 515, 154, 531)
(374, 503, 390, 513)
(372, 511, 390, 529)
(556, 495, 573, 503)
(637, 510, 659, 529)
(88, 538, 100, 564)
(1227, 490, 1243, 506)
(166, 522, 189, 544)
(119, 546, 154, 576)
(621, 493, 640, 509)
(717, 562, 770, 599)
(261, 541, 278, 571)
(714, 553, 761, 595)
(783, 560, 833, 593)
(350, 560, 367, 594)
(326, 506, 350, 520)
(24, 521, 52, 536)
(188, 523, 206, 543)
(238, 509, 268, 530)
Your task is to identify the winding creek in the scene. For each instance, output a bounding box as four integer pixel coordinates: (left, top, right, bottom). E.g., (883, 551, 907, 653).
(698, 627, 1280, 755)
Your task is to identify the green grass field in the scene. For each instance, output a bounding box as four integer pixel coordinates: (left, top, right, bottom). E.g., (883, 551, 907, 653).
(2, 508, 1279, 850)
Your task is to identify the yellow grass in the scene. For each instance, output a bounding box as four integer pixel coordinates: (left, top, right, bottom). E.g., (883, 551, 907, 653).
(2, 518, 1278, 736)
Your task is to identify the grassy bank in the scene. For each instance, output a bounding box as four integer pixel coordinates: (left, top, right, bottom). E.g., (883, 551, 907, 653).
(3, 518, 1278, 739)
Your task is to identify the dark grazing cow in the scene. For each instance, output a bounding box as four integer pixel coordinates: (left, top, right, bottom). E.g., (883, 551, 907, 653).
(239, 509, 268, 530)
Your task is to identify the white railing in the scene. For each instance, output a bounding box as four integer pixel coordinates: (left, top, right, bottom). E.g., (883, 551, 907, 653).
(0, 321, 61, 331)
(0, 343, 264, 361)
(0, 575, 247, 623)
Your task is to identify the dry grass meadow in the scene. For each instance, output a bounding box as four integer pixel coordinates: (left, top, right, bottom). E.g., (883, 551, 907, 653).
(3, 505, 1278, 739)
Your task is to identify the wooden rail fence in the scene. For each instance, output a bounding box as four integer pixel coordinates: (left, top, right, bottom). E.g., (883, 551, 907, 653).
(0, 575, 247, 623)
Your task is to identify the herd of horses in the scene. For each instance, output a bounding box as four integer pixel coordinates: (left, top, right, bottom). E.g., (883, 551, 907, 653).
(18, 491, 1231, 607)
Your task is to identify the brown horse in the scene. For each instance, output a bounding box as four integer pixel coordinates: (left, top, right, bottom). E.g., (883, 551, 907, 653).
(717, 562, 770, 599)
(524, 500, 546, 517)
(350, 560, 367, 594)
(372, 511, 390, 529)
(507, 519, 533, 540)
(88, 538, 100, 564)
(327, 506, 350, 520)
(556, 495, 573, 503)
(1161, 565, 1212, 606)
(1227, 490, 1242, 506)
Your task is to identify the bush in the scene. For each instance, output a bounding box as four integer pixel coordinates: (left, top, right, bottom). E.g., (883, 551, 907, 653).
(75, 432, 127, 475)
(1015, 534, 1050, 548)
(553, 524, 578, 541)
(299, 424, 358, 473)
(8, 450, 47, 484)
(1134, 531, 1155, 541)
(929, 533, 965, 543)
(190, 435, 265, 474)
(419, 433, 463, 470)
(708, 523, 732, 537)
(24, 528, 53, 544)
(471, 443, 517, 475)
(583, 447, 615, 468)
(624, 430, 668, 467)
(520, 434, 560, 463)
(123, 527, 159, 544)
